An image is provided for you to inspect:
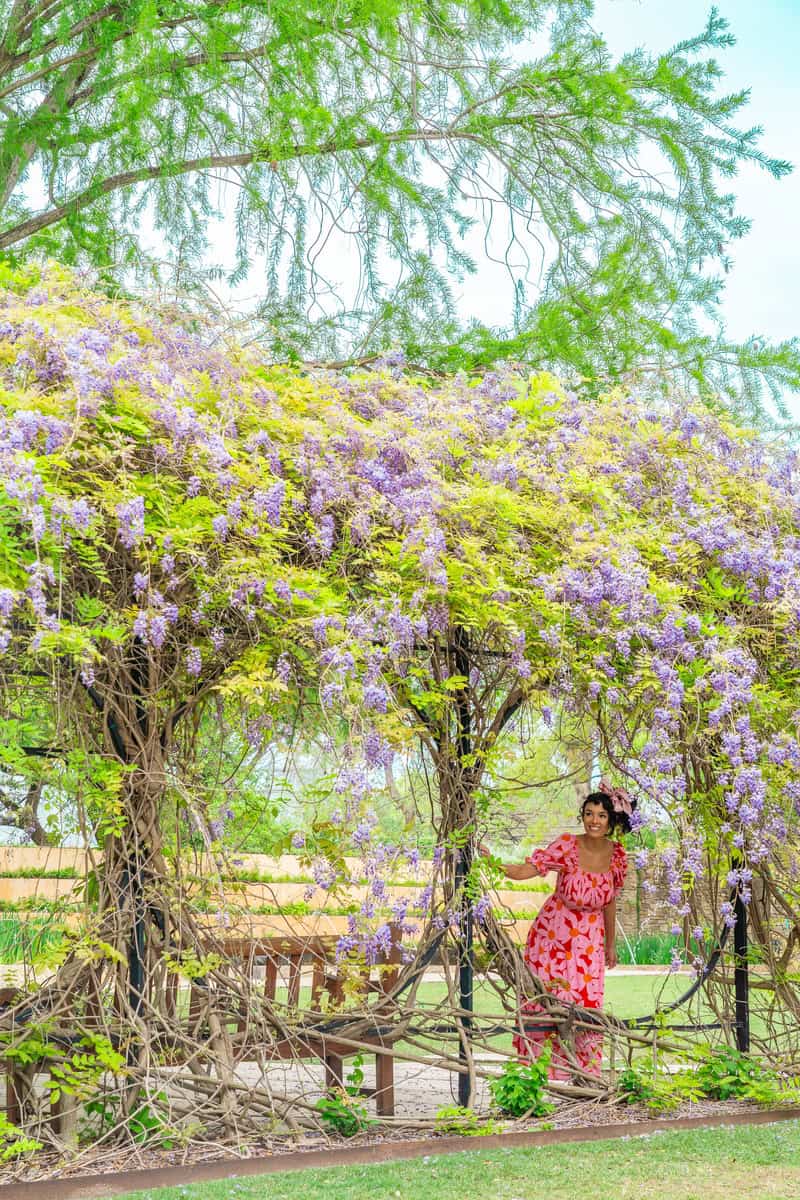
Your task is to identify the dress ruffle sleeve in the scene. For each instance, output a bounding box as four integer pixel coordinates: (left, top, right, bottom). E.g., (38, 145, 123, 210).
(611, 841, 628, 894)
(525, 833, 574, 874)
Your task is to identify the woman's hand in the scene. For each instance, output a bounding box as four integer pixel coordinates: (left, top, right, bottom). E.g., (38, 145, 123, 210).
(605, 943, 618, 969)
(479, 848, 540, 881)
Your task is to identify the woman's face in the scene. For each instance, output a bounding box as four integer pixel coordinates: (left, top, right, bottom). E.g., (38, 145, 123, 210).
(582, 801, 610, 839)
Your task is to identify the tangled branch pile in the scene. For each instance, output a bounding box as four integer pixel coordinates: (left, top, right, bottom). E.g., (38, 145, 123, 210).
(1, 263, 799, 1161)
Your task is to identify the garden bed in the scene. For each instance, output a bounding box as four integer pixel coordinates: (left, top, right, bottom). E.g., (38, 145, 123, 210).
(6, 1095, 800, 1193)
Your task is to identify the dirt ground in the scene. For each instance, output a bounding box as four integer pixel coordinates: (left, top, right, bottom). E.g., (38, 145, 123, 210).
(0, 964, 771, 1187)
(3, 1049, 780, 1188)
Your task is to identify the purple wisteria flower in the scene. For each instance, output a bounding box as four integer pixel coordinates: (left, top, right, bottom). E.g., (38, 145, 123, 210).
(253, 481, 285, 526)
(70, 498, 94, 532)
(116, 496, 145, 548)
(321, 681, 343, 706)
(211, 514, 229, 541)
(363, 684, 389, 713)
(150, 615, 168, 649)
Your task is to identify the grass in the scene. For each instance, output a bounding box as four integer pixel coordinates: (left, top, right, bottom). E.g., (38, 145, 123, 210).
(604, 971, 688, 1017)
(114, 1120, 800, 1200)
(617, 932, 684, 966)
(410, 971, 688, 1022)
(0, 866, 79, 878)
(0, 916, 66, 963)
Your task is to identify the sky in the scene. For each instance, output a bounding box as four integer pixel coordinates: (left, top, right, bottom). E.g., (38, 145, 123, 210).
(585, 0, 800, 348)
(161, 1, 800, 375)
(443, 0, 800, 350)
(445, 0, 800, 351)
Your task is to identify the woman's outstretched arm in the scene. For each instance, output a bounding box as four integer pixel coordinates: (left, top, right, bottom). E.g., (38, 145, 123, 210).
(477, 844, 542, 881)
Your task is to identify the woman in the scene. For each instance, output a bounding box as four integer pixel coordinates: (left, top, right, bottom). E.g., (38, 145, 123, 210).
(480, 779, 635, 1079)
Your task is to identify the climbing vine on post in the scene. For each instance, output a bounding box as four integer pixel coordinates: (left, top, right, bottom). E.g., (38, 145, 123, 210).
(2, 264, 800, 1151)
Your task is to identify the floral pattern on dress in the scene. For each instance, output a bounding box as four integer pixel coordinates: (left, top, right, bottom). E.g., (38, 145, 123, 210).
(512, 832, 628, 1079)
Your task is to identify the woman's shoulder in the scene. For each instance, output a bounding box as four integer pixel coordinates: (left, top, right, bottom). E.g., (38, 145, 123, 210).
(528, 831, 577, 870)
(554, 831, 579, 860)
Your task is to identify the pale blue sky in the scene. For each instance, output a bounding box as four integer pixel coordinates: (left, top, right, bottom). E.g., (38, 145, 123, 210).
(595, 0, 799, 347)
(200, 1, 799, 371)
(452, 1, 800, 349)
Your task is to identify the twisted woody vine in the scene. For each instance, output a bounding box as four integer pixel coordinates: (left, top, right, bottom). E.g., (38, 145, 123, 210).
(1, 262, 800, 1156)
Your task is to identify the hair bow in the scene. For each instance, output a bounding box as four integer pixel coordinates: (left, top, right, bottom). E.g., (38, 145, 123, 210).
(599, 777, 633, 816)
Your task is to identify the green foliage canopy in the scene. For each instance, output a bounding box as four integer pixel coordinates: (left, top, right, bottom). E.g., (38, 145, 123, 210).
(2, 266, 800, 951)
(0, 3, 796, 412)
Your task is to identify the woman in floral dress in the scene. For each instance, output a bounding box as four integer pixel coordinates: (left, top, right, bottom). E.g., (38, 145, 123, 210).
(481, 780, 634, 1079)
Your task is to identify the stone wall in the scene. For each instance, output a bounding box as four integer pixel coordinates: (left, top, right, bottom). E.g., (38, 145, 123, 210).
(0, 845, 694, 945)
(0, 846, 546, 944)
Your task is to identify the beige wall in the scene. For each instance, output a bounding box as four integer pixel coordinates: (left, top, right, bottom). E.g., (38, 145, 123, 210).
(0, 848, 547, 945)
(0, 847, 682, 942)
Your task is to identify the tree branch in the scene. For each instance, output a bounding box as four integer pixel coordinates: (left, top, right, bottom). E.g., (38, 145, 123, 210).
(486, 684, 527, 745)
(0, 123, 510, 249)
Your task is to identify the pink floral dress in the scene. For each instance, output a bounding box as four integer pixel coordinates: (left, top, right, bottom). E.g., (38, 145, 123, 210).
(512, 832, 628, 1078)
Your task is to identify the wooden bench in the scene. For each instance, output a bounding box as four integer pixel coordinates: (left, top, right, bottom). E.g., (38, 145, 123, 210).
(184, 929, 403, 1116)
(0, 986, 74, 1138)
(0, 930, 405, 1133)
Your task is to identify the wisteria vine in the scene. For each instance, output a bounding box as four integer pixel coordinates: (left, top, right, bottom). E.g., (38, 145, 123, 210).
(1, 264, 800, 1147)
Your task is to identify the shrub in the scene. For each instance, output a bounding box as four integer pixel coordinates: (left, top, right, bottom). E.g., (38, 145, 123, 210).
(617, 1066, 703, 1113)
(616, 933, 683, 966)
(618, 1047, 800, 1113)
(694, 1047, 794, 1104)
(489, 1046, 554, 1118)
(313, 1055, 374, 1137)
(433, 1105, 500, 1136)
(0, 1113, 41, 1162)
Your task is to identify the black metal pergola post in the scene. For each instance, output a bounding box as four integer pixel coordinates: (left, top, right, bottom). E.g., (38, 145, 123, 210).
(453, 626, 475, 1107)
(455, 847, 474, 1107)
(733, 887, 750, 1053)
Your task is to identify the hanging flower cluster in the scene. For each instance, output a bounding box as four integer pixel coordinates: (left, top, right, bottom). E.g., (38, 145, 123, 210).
(2, 264, 800, 959)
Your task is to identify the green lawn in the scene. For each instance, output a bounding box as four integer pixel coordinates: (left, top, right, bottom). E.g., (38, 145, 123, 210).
(578, 970, 687, 1017)
(117, 1121, 800, 1200)
(389, 972, 692, 1057)
(209, 971, 706, 1063)
(280, 971, 691, 1021)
